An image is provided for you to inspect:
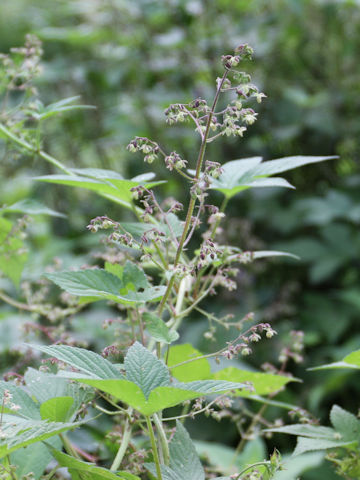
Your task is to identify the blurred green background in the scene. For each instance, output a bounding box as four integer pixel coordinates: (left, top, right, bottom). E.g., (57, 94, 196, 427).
(1, 1, 360, 478)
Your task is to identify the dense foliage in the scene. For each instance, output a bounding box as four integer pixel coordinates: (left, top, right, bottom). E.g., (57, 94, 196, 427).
(0, 1, 360, 479)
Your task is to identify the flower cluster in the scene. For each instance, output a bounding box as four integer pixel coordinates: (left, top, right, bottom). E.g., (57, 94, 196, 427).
(164, 151, 187, 171)
(222, 323, 277, 360)
(164, 98, 208, 125)
(279, 330, 304, 365)
(127, 136, 160, 163)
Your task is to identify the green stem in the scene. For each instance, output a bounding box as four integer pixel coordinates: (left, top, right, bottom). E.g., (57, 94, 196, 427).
(60, 433, 81, 460)
(235, 461, 270, 478)
(153, 413, 170, 466)
(110, 413, 132, 471)
(0, 123, 72, 174)
(146, 416, 163, 480)
(158, 69, 229, 316)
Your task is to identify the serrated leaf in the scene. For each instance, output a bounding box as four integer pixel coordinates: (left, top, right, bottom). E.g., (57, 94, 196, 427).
(36, 344, 245, 415)
(144, 313, 179, 344)
(0, 381, 40, 420)
(45, 267, 166, 304)
(213, 367, 297, 396)
(1, 199, 65, 217)
(168, 344, 211, 381)
(60, 378, 245, 416)
(50, 449, 140, 479)
(330, 405, 360, 441)
(0, 416, 82, 458)
(40, 396, 74, 422)
(124, 342, 170, 399)
(146, 421, 205, 480)
(32, 345, 120, 379)
(169, 421, 205, 480)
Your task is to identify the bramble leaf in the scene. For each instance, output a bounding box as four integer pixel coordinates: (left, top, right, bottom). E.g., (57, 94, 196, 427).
(124, 342, 170, 398)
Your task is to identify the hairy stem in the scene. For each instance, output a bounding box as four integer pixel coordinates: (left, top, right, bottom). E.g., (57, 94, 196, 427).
(158, 69, 229, 316)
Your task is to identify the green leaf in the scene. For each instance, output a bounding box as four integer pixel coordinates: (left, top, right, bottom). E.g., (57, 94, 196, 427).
(209, 155, 335, 200)
(251, 250, 300, 261)
(24, 367, 94, 419)
(0, 216, 28, 285)
(1, 199, 65, 217)
(146, 421, 205, 480)
(330, 405, 360, 441)
(72, 378, 247, 416)
(310, 349, 360, 371)
(195, 438, 266, 476)
(213, 367, 298, 396)
(293, 437, 354, 456)
(144, 312, 179, 344)
(40, 396, 74, 422)
(120, 214, 183, 243)
(168, 421, 205, 480)
(168, 344, 211, 381)
(50, 449, 140, 479)
(266, 424, 337, 439)
(10, 437, 61, 480)
(36, 344, 246, 415)
(124, 342, 170, 399)
(0, 381, 40, 420)
(32, 96, 96, 121)
(247, 155, 336, 177)
(0, 415, 82, 459)
(272, 452, 324, 480)
(45, 266, 166, 304)
(35, 172, 165, 209)
(32, 345, 120, 379)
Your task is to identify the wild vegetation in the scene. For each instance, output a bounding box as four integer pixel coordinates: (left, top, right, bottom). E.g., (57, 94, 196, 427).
(1, 1, 360, 479)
